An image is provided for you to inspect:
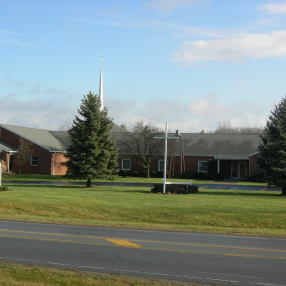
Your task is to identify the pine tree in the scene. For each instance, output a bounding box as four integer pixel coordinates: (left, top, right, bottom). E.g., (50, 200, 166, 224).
(66, 92, 118, 187)
(258, 96, 286, 195)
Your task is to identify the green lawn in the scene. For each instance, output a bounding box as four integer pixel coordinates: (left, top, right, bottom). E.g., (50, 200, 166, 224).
(0, 183, 285, 237)
(2, 174, 267, 186)
(0, 263, 199, 286)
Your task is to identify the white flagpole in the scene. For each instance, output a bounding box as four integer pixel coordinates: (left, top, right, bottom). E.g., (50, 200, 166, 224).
(163, 122, 168, 194)
(0, 161, 2, 187)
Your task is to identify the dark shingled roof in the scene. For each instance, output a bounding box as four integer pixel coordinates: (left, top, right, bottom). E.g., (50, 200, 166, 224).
(178, 133, 261, 157)
(0, 124, 127, 152)
(0, 124, 261, 157)
(112, 132, 261, 157)
(0, 124, 68, 152)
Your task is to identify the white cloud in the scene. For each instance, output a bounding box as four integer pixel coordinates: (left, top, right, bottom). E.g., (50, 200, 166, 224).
(259, 2, 286, 14)
(0, 97, 76, 130)
(0, 92, 269, 133)
(146, 0, 199, 11)
(106, 94, 268, 132)
(172, 30, 286, 63)
(0, 79, 79, 130)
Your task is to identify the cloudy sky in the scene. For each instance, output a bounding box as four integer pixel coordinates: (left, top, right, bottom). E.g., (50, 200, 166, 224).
(1, 0, 286, 132)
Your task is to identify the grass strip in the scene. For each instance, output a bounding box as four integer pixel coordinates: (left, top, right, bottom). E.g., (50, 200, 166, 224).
(0, 262, 207, 286)
(0, 184, 285, 237)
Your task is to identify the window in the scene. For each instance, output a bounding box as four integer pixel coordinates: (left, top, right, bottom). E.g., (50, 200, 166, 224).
(31, 156, 39, 166)
(121, 159, 131, 170)
(198, 161, 208, 173)
(158, 160, 165, 172)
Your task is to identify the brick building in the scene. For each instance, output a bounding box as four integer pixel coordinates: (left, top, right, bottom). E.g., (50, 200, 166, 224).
(0, 124, 261, 179)
(0, 124, 69, 175)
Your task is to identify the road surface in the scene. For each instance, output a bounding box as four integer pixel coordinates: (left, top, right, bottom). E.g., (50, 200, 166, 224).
(0, 220, 285, 285)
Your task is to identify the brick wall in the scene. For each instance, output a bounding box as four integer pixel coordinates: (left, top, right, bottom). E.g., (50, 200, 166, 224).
(51, 153, 68, 175)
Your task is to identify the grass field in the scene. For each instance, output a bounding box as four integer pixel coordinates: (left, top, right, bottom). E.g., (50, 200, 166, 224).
(0, 263, 201, 286)
(0, 183, 285, 237)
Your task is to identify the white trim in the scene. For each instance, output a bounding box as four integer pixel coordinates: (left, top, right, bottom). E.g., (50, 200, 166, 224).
(198, 160, 208, 173)
(248, 151, 259, 157)
(214, 155, 249, 160)
(121, 158, 131, 170)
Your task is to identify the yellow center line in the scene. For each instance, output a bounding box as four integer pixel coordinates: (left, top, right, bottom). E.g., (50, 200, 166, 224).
(140, 246, 286, 261)
(0, 228, 108, 240)
(0, 233, 285, 260)
(129, 238, 286, 254)
(0, 228, 285, 255)
(0, 234, 108, 246)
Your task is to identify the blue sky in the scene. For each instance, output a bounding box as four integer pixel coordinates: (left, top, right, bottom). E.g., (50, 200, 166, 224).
(1, 0, 286, 131)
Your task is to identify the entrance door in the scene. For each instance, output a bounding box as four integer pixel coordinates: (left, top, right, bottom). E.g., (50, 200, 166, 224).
(231, 161, 239, 178)
(231, 161, 248, 179)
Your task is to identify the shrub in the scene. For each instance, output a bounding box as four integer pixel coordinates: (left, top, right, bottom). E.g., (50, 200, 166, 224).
(180, 171, 224, 180)
(246, 171, 265, 183)
(150, 171, 163, 178)
(0, 186, 8, 192)
(151, 184, 199, 194)
(118, 170, 156, 178)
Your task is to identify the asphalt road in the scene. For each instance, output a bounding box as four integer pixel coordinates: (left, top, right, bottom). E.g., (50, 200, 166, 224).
(3, 180, 281, 191)
(0, 220, 285, 285)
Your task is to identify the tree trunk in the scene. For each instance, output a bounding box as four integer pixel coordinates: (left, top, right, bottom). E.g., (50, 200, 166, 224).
(86, 178, 92, 187)
(146, 167, 150, 178)
(282, 187, 286, 196)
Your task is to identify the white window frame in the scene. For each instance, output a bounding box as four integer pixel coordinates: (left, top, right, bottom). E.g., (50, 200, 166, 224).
(158, 159, 165, 172)
(198, 160, 208, 173)
(121, 159, 131, 170)
(30, 156, 39, 166)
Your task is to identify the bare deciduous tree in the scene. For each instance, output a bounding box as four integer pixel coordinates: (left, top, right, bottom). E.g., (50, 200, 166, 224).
(215, 120, 263, 134)
(127, 121, 164, 177)
(16, 139, 33, 174)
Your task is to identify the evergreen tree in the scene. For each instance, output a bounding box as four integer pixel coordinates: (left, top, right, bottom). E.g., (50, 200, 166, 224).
(66, 92, 118, 187)
(258, 96, 286, 195)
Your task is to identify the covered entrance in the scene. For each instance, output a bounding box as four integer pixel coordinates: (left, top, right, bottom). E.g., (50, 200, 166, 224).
(215, 156, 250, 179)
(230, 160, 248, 179)
(0, 142, 17, 174)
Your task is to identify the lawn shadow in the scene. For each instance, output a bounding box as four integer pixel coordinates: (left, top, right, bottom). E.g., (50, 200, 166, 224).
(5, 184, 151, 193)
(6, 184, 83, 190)
(200, 190, 282, 197)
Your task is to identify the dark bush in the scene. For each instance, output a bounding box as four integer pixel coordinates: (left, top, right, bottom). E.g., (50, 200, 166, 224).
(180, 171, 224, 180)
(0, 186, 8, 192)
(150, 171, 163, 178)
(118, 169, 164, 178)
(246, 171, 265, 182)
(151, 184, 199, 194)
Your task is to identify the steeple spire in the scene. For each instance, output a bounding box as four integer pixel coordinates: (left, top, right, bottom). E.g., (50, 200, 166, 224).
(98, 56, 104, 111)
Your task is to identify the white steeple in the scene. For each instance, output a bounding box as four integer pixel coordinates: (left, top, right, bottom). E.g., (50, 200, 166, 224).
(98, 56, 104, 111)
